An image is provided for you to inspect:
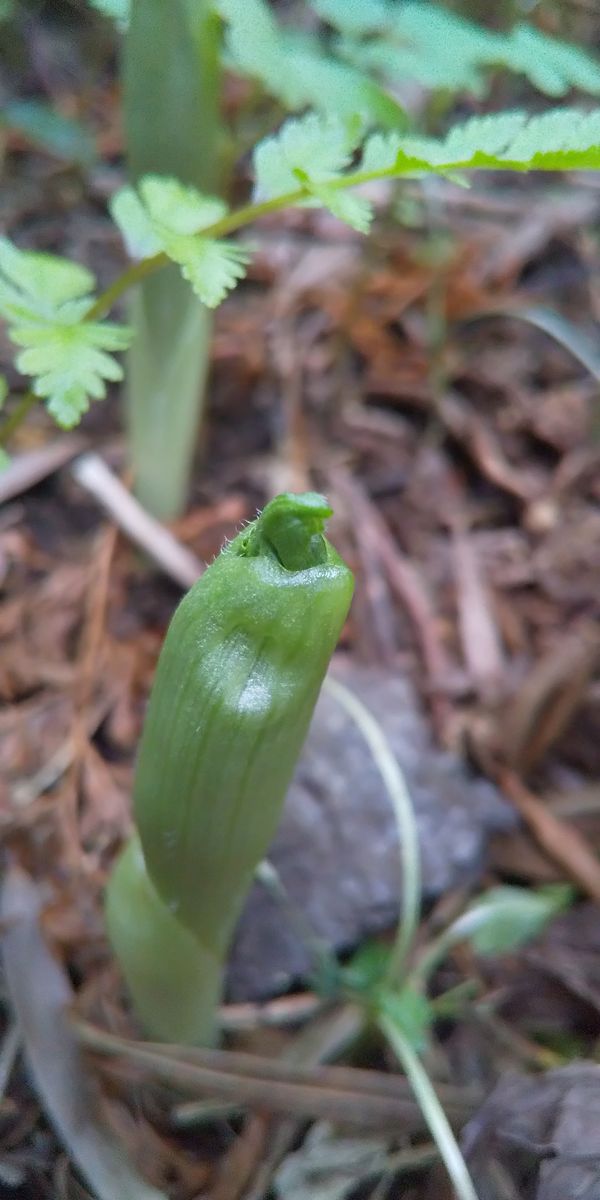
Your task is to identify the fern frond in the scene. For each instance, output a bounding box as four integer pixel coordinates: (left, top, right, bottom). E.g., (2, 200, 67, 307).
(359, 107, 600, 175)
(217, 0, 404, 128)
(318, 0, 600, 100)
(498, 24, 600, 98)
(311, 0, 389, 36)
(0, 239, 132, 428)
(13, 321, 131, 427)
(254, 114, 359, 196)
(253, 106, 600, 235)
(110, 175, 250, 308)
(253, 113, 373, 231)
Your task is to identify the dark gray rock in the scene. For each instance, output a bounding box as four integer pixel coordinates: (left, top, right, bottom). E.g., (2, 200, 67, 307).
(227, 662, 514, 1001)
(462, 1065, 600, 1200)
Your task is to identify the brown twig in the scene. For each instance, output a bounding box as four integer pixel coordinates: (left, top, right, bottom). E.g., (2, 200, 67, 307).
(498, 769, 600, 904)
(74, 1018, 477, 1134)
(71, 453, 202, 588)
(0, 435, 86, 505)
(332, 468, 399, 663)
(451, 524, 505, 701)
(331, 469, 452, 738)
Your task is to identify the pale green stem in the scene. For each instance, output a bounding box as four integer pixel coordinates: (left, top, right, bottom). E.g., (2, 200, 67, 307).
(123, 0, 222, 520)
(324, 677, 421, 987)
(105, 834, 226, 1045)
(412, 926, 465, 988)
(379, 1015, 479, 1200)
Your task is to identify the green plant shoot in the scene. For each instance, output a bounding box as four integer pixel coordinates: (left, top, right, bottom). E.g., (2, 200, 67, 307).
(123, 0, 222, 520)
(106, 492, 354, 1043)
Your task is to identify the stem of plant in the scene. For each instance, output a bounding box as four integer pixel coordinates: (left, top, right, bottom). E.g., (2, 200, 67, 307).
(324, 677, 421, 987)
(105, 834, 224, 1045)
(122, 0, 222, 521)
(379, 1014, 479, 1200)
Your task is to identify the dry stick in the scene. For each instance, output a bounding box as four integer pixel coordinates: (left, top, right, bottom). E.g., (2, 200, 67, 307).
(332, 469, 452, 739)
(225, 1006, 367, 1200)
(71, 453, 202, 588)
(438, 392, 536, 505)
(74, 1019, 476, 1133)
(209, 1009, 362, 1200)
(0, 435, 86, 505)
(451, 524, 505, 700)
(330, 469, 398, 662)
(218, 991, 323, 1034)
(499, 769, 600, 903)
(501, 624, 600, 773)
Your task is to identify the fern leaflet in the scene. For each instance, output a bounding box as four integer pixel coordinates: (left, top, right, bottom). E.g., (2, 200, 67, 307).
(111, 175, 250, 308)
(0, 239, 132, 429)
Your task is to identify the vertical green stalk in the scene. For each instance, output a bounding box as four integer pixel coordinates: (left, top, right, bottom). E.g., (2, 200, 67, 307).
(105, 835, 223, 1045)
(124, 0, 222, 519)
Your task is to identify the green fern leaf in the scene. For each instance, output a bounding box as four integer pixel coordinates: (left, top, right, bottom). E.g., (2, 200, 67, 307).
(497, 107, 600, 169)
(110, 187, 162, 259)
(337, 35, 485, 95)
(137, 176, 227, 235)
(218, 0, 404, 128)
(254, 113, 374, 230)
(319, 0, 600, 101)
(311, 0, 389, 36)
(159, 232, 249, 308)
(500, 24, 600, 98)
(439, 112, 527, 160)
(0, 238, 95, 320)
(0, 239, 132, 428)
(217, 0, 282, 89)
(111, 175, 249, 308)
(13, 321, 131, 427)
(359, 107, 600, 176)
(296, 171, 373, 233)
(359, 130, 431, 174)
(254, 114, 358, 198)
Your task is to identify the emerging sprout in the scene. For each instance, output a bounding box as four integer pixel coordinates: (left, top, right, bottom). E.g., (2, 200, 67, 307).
(106, 492, 354, 1044)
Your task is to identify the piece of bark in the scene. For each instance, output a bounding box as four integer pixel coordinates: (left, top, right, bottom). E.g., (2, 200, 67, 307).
(462, 1064, 600, 1200)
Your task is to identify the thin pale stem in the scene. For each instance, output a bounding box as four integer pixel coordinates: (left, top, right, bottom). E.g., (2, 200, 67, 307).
(324, 677, 421, 987)
(85, 253, 167, 321)
(379, 1015, 479, 1200)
